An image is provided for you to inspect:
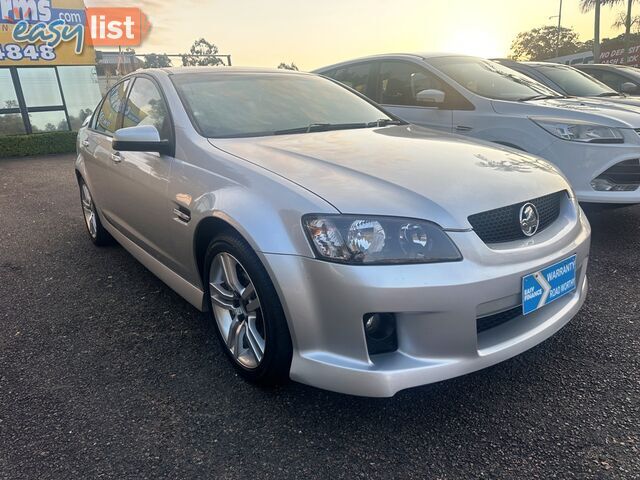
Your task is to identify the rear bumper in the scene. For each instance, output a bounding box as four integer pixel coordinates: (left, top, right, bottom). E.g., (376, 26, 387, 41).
(263, 210, 591, 397)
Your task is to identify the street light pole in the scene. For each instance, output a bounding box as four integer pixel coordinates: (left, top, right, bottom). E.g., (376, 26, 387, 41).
(556, 0, 563, 58)
(594, 0, 601, 63)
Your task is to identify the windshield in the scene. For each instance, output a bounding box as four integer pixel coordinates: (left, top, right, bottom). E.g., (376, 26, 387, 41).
(172, 73, 394, 138)
(616, 65, 640, 81)
(533, 64, 617, 97)
(429, 56, 561, 101)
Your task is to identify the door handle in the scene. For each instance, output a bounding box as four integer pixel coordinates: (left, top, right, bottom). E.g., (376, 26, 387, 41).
(82, 140, 90, 148)
(111, 152, 123, 163)
(455, 125, 473, 132)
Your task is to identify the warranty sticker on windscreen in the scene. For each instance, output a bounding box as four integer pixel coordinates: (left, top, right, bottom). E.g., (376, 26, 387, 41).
(522, 255, 577, 316)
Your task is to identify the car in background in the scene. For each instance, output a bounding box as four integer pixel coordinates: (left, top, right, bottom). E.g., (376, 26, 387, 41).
(76, 67, 591, 397)
(574, 64, 640, 96)
(494, 59, 640, 108)
(314, 54, 640, 203)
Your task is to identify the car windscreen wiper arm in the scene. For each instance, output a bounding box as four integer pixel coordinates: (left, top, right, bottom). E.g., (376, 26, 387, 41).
(273, 122, 371, 135)
(597, 92, 621, 97)
(366, 119, 405, 127)
(518, 94, 561, 102)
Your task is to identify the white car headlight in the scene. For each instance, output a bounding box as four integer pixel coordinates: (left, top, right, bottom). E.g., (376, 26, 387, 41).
(302, 215, 462, 265)
(531, 118, 624, 144)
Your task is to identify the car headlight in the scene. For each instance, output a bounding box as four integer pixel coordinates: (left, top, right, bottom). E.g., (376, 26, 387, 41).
(531, 118, 624, 143)
(302, 215, 462, 265)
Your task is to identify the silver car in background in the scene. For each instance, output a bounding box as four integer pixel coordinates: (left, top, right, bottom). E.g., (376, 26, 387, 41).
(76, 68, 590, 397)
(315, 54, 640, 203)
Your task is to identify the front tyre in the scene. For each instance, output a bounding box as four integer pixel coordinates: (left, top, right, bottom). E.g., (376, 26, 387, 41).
(204, 232, 292, 386)
(78, 178, 113, 246)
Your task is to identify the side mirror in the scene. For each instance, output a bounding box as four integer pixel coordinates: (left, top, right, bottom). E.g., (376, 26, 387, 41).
(416, 89, 446, 105)
(112, 125, 171, 154)
(621, 81, 638, 94)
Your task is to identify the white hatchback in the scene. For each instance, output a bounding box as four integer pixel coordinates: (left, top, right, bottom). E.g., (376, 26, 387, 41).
(315, 54, 640, 204)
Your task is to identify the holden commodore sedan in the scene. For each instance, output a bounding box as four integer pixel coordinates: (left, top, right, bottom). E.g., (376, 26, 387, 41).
(315, 54, 640, 202)
(76, 67, 590, 397)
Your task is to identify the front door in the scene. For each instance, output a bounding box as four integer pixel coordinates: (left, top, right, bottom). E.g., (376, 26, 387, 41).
(109, 75, 177, 268)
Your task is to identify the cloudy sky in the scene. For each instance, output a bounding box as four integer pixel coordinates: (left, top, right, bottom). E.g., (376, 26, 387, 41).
(85, 0, 627, 70)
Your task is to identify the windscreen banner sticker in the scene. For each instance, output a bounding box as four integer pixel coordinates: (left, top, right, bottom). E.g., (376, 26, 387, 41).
(522, 255, 577, 316)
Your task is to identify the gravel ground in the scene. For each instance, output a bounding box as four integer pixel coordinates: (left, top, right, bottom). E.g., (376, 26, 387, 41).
(0, 154, 639, 479)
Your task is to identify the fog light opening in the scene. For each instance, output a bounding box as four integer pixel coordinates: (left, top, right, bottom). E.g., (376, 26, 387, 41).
(363, 313, 398, 355)
(591, 178, 639, 192)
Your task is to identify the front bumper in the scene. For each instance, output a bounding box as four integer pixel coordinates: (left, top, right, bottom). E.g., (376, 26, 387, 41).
(539, 136, 640, 204)
(263, 208, 591, 397)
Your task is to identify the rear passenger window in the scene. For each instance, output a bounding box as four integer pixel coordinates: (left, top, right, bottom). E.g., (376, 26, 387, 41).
(94, 80, 129, 136)
(331, 63, 372, 95)
(123, 77, 171, 141)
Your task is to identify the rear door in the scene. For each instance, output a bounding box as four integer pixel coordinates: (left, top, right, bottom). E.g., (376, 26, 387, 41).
(84, 79, 130, 222)
(371, 60, 455, 132)
(109, 75, 178, 268)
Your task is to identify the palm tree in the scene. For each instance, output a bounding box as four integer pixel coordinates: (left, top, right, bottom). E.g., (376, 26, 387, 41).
(581, 0, 636, 63)
(581, 0, 602, 62)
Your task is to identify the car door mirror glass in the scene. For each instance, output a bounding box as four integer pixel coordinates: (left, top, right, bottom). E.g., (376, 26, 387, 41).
(621, 81, 638, 94)
(416, 89, 446, 105)
(112, 125, 171, 154)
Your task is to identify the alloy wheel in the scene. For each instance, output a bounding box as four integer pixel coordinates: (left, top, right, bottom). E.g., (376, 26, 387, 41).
(209, 252, 266, 369)
(81, 183, 97, 238)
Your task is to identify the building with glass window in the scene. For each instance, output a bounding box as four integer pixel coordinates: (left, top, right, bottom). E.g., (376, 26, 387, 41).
(0, 0, 102, 136)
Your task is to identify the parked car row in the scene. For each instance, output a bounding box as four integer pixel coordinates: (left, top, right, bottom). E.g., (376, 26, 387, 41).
(314, 54, 640, 204)
(76, 54, 639, 397)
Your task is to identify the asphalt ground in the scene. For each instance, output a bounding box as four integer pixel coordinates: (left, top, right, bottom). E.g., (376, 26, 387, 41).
(0, 154, 639, 479)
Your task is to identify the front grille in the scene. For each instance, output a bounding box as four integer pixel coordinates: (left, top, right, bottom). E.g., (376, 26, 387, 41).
(468, 191, 565, 244)
(595, 159, 640, 185)
(477, 306, 522, 333)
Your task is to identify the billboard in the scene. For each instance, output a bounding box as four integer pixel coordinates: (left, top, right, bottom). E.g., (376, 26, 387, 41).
(0, 0, 96, 66)
(546, 45, 640, 68)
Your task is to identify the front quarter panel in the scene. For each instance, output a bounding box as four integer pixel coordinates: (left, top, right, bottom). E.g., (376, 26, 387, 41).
(165, 131, 337, 287)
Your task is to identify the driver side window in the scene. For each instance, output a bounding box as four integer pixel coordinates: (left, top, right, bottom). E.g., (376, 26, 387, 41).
(123, 77, 172, 141)
(375, 61, 472, 110)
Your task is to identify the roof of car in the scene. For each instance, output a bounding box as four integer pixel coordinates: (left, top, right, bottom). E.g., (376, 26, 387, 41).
(158, 66, 311, 76)
(312, 52, 471, 72)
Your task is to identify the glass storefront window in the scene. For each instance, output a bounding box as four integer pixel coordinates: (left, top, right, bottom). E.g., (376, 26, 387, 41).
(57, 66, 103, 130)
(0, 113, 26, 135)
(29, 111, 69, 133)
(17, 68, 63, 108)
(0, 69, 19, 110)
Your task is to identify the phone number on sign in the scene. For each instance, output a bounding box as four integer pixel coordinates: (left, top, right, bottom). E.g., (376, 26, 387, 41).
(0, 44, 56, 61)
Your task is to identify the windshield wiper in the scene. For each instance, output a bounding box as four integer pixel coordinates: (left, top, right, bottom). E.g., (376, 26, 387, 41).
(597, 92, 621, 97)
(366, 118, 404, 127)
(518, 94, 561, 102)
(274, 122, 379, 135)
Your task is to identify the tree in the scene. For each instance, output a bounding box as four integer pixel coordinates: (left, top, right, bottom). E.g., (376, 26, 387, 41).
(581, 0, 638, 63)
(612, 11, 640, 32)
(144, 53, 172, 69)
(277, 62, 299, 71)
(181, 38, 224, 67)
(510, 26, 586, 61)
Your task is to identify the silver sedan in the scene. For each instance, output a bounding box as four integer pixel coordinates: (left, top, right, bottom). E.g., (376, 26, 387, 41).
(76, 68, 591, 397)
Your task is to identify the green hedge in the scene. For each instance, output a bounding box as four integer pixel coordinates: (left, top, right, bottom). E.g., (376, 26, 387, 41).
(0, 131, 78, 158)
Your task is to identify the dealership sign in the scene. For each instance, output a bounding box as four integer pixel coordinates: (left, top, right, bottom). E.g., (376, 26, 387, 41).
(546, 44, 640, 68)
(0, 0, 150, 66)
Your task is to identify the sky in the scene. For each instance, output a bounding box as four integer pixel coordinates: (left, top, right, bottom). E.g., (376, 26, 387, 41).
(84, 0, 628, 70)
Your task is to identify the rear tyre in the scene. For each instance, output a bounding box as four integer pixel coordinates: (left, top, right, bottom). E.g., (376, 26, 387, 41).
(204, 232, 292, 386)
(78, 178, 113, 246)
